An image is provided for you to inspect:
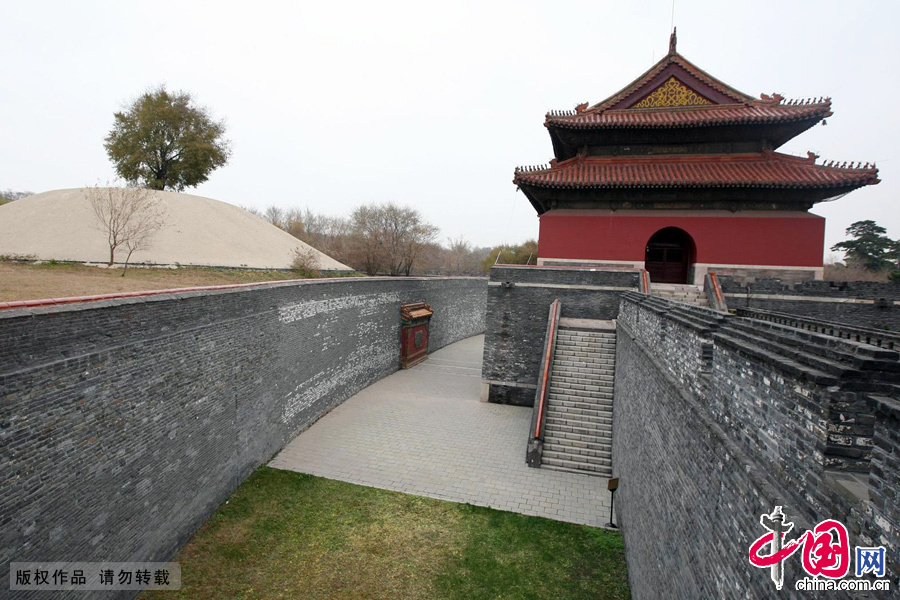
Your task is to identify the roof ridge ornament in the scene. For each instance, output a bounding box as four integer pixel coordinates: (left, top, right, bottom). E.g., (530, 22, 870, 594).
(669, 27, 677, 55)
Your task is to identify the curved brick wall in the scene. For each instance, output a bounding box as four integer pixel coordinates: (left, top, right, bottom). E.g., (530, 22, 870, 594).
(0, 277, 486, 598)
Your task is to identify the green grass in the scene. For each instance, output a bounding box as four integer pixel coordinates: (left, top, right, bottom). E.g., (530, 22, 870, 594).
(141, 467, 630, 600)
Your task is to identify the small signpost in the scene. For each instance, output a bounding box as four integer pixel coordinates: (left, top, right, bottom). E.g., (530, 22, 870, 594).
(606, 477, 619, 529)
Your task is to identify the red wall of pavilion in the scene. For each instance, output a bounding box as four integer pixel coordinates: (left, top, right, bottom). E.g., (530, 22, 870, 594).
(538, 210, 825, 267)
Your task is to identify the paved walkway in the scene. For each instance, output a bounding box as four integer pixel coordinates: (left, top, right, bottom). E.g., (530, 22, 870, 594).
(270, 335, 613, 527)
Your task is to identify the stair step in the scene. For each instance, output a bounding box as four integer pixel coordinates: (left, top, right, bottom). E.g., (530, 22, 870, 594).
(548, 390, 614, 403)
(544, 418, 612, 436)
(542, 450, 611, 467)
(552, 368, 615, 380)
(542, 457, 612, 476)
(549, 390, 614, 403)
(557, 336, 616, 344)
(556, 341, 615, 348)
(544, 438, 612, 454)
(550, 378, 612, 389)
(546, 403, 612, 418)
(557, 339, 616, 346)
(550, 373, 611, 386)
(542, 324, 617, 477)
(553, 360, 615, 370)
(713, 332, 836, 384)
(544, 429, 612, 444)
(720, 325, 859, 378)
(555, 349, 615, 357)
(548, 397, 613, 411)
(556, 329, 616, 340)
(546, 409, 613, 426)
(556, 336, 616, 344)
(552, 366, 615, 377)
(550, 378, 614, 390)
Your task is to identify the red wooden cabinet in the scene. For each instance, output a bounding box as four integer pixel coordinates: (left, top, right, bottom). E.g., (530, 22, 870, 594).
(400, 302, 434, 369)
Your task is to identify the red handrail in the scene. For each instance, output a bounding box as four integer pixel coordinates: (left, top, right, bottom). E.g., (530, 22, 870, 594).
(640, 269, 651, 293)
(709, 272, 724, 305)
(534, 299, 560, 440)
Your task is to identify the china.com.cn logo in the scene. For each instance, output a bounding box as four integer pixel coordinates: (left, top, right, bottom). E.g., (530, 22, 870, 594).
(748, 506, 890, 592)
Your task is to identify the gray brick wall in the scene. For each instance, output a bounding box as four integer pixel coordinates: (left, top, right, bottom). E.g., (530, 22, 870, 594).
(719, 276, 900, 331)
(0, 277, 486, 599)
(870, 397, 900, 573)
(481, 266, 638, 405)
(613, 294, 898, 599)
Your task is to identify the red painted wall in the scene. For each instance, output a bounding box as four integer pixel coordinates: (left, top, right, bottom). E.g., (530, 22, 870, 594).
(539, 210, 824, 267)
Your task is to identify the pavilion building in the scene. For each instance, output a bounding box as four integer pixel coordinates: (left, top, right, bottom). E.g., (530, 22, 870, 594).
(514, 31, 880, 284)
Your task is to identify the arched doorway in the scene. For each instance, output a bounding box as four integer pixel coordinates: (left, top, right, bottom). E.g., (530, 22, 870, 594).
(645, 227, 695, 284)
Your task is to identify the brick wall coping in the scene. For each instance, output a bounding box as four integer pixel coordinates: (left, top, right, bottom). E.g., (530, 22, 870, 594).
(491, 263, 641, 272)
(0, 276, 487, 313)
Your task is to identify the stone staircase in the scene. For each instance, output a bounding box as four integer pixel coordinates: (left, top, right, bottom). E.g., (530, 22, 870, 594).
(652, 283, 709, 307)
(541, 319, 616, 477)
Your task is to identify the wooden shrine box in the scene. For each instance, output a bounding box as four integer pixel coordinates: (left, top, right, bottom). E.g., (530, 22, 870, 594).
(400, 301, 434, 369)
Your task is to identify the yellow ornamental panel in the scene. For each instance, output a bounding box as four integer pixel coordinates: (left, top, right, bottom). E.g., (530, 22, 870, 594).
(631, 77, 713, 108)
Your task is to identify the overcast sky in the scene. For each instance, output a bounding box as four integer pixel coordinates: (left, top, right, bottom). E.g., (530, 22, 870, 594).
(2, 0, 898, 254)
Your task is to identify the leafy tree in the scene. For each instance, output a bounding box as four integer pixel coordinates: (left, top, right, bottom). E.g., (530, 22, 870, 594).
(85, 185, 166, 276)
(104, 86, 231, 191)
(481, 240, 539, 273)
(831, 220, 899, 272)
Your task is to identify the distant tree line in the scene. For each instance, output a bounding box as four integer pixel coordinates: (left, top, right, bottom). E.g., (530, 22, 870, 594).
(247, 202, 537, 276)
(0, 189, 33, 205)
(828, 220, 900, 283)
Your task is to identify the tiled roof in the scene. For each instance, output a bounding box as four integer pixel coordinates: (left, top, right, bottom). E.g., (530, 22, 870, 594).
(545, 47, 832, 130)
(588, 51, 754, 112)
(545, 101, 832, 130)
(513, 152, 880, 190)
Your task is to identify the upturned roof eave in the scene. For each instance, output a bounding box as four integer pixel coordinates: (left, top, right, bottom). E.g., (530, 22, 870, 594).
(543, 107, 832, 131)
(514, 180, 878, 191)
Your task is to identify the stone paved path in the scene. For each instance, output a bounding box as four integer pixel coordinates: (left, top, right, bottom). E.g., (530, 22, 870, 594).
(270, 335, 613, 527)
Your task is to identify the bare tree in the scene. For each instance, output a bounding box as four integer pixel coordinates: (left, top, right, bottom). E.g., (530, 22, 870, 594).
(298, 209, 351, 259)
(263, 205, 285, 228)
(281, 207, 305, 239)
(0, 189, 33, 204)
(444, 235, 480, 275)
(349, 205, 386, 275)
(402, 219, 439, 276)
(85, 185, 166, 276)
(240, 205, 262, 218)
(290, 246, 321, 278)
(348, 202, 438, 276)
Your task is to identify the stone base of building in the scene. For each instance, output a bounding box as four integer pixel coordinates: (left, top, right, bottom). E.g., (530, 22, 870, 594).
(537, 258, 823, 285)
(481, 381, 536, 406)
